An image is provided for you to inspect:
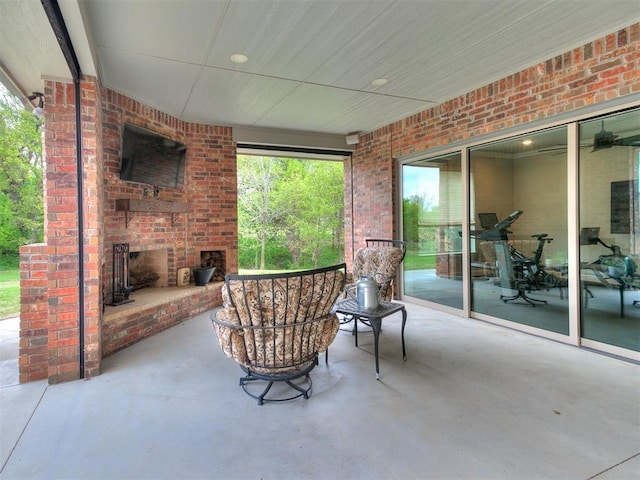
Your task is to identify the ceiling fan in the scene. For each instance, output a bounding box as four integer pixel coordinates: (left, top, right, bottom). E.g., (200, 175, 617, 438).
(538, 120, 640, 153)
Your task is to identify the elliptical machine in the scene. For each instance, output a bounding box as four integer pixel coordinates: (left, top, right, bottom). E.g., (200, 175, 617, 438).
(472, 210, 566, 306)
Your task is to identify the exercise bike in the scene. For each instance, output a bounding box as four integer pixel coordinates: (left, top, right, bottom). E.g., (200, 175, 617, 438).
(509, 233, 568, 299)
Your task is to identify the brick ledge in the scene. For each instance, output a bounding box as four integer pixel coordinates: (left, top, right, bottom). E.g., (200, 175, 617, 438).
(102, 282, 223, 357)
(103, 282, 223, 321)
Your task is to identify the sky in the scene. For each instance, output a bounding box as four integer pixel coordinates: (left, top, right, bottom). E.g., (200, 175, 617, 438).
(402, 165, 439, 207)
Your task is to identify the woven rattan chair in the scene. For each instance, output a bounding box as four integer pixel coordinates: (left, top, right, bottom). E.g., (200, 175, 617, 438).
(211, 264, 346, 405)
(340, 239, 406, 330)
(348, 239, 407, 302)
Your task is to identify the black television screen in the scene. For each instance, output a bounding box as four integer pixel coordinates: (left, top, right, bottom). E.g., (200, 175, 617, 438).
(120, 123, 186, 189)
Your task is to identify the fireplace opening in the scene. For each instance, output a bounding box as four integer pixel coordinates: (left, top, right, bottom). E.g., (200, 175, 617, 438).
(129, 252, 160, 290)
(129, 248, 169, 290)
(199, 250, 225, 282)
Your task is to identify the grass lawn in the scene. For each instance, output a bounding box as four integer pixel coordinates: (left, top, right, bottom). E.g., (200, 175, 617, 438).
(0, 258, 20, 319)
(404, 251, 436, 270)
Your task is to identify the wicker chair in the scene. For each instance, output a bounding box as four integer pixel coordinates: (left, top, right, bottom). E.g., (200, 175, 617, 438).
(348, 239, 407, 302)
(340, 239, 406, 331)
(211, 264, 346, 405)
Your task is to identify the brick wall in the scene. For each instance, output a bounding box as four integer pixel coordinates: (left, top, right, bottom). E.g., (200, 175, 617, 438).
(18, 77, 105, 384)
(99, 90, 236, 357)
(345, 126, 395, 262)
(101, 90, 238, 296)
(80, 78, 103, 379)
(18, 243, 48, 382)
(346, 23, 640, 263)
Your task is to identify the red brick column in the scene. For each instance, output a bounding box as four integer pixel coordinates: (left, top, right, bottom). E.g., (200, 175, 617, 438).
(18, 243, 48, 382)
(346, 126, 396, 262)
(44, 81, 81, 383)
(19, 77, 104, 383)
(80, 77, 103, 378)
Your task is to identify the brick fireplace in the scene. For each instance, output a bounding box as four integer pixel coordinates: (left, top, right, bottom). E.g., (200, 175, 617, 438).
(98, 89, 239, 357)
(18, 82, 240, 384)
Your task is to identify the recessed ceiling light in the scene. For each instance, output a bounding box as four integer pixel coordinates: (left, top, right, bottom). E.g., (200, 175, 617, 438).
(522, 140, 533, 146)
(230, 53, 248, 64)
(371, 78, 388, 86)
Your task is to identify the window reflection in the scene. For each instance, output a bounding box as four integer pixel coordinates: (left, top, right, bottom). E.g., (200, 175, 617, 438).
(469, 128, 569, 334)
(399, 107, 640, 356)
(402, 153, 463, 309)
(579, 108, 640, 352)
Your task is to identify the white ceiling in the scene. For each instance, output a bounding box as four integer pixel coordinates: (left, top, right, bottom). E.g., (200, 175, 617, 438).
(1, 0, 639, 138)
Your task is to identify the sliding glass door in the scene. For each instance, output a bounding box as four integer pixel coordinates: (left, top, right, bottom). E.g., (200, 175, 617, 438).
(401, 152, 463, 309)
(579, 108, 640, 352)
(469, 127, 570, 335)
(398, 106, 640, 358)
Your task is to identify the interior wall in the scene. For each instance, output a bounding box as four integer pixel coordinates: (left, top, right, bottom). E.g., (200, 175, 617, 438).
(512, 153, 568, 263)
(580, 147, 638, 258)
(471, 156, 515, 224)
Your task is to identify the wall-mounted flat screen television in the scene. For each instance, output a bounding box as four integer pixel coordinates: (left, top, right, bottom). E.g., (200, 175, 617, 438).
(120, 123, 186, 189)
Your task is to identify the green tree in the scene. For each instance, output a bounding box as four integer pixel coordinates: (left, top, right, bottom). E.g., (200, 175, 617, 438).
(403, 196, 421, 244)
(0, 86, 43, 257)
(277, 160, 344, 268)
(237, 156, 287, 270)
(237, 155, 344, 270)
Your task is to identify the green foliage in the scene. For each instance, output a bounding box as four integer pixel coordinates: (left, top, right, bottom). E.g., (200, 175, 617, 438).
(0, 195, 23, 253)
(0, 258, 20, 318)
(237, 156, 344, 270)
(0, 85, 44, 256)
(0, 255, 19, 270)
(237, 237, 260, 269)
(238, 237, 294, 270)
(403, 192, 449, 261)
(402, 196, 421, 243)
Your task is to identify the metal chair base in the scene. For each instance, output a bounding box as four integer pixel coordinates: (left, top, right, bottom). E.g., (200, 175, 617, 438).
(500, 289, 547, 306)
(239, 362, 315, 405)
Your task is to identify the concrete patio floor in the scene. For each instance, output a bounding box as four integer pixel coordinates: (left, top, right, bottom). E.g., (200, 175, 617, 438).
(1, 302, 639, 479)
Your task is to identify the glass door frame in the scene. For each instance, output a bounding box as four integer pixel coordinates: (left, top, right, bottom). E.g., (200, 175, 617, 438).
(397, 146, 469, 316)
